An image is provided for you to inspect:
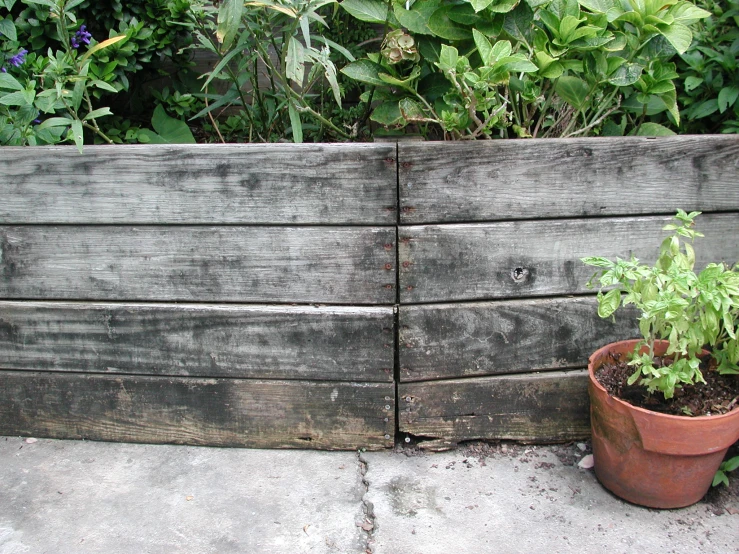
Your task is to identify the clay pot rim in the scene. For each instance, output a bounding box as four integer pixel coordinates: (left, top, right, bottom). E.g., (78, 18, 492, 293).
(588, 339, 739, 423)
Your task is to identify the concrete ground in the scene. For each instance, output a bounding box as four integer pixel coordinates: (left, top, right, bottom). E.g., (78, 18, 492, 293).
(1, 436, 737, 554)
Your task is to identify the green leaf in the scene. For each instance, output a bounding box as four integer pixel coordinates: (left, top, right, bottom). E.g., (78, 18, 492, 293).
(37, 117, 74, 130)
(555, 76, 589, 109)
(607, 63, 643, 86)
(658, 22, 692, 54)
(437, 44, 460, 72)
(718, 87, 739, 113)
(577, 0, 618, 13)
(393, 0, 440, 35)
(473, 28, 494, 65)
(0, 17, 17, 41)
(503, 2, 534, 43)
(0, 73, 23, 91)
(668, 3, 711, 22)
(217, 0, 243, 50)
(288, 101, 303, 143)
(286, 36, 305, 85)
(84, 107, 113, 121)
(370, 101, 405, 126)
(70, 119, 84, 154)
(0, 89, 34, 107)
(469, 0, 495, 11)
(137, 105, 196, 144)
(598, 289, 622, 318)
(341, 0, 390, 23)
(636, 122, 676, 136)
(90, 80, 118, 93)
(340, 59, 386, 87)
(428, 6, 473, 40)
(683, 76, 703, 92)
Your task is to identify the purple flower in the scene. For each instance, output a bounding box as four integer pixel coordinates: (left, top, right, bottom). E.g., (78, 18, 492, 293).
(71, 25, 92, 49)
(1, 67, 5, 73)
(8, 48, 28, 68)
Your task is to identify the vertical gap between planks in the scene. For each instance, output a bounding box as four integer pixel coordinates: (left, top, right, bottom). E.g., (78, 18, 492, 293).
(394, 141, 401, 443)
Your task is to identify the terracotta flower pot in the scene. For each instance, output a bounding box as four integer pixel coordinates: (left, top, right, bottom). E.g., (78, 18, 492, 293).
(588, 339, 739, 509)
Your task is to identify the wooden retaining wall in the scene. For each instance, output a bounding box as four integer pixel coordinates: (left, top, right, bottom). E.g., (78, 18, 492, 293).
(0, 144, 398, 450)
(1, 136, 738, 450)
(397, 136, 739, 450)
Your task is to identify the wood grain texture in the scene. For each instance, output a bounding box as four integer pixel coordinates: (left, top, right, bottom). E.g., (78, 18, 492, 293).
(0, 144, 398, 225)
(399, 370, 590, 444)
(398, 136, 739, 224)
(0, 226, 397, 303)
(399, 297, 638, 382)
(0, 371, 395, 450)
(0, 302, 395, 382)
(399, 214, 739, 303)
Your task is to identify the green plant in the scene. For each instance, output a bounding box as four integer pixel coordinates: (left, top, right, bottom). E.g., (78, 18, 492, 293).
(340, 0, 712, 138)
(188, 0, 354, 142)
(0, 0, 125, 150)
(677, 0, 739, 133)
(582, 210, 739, 399)
(712, 454, 739, 486)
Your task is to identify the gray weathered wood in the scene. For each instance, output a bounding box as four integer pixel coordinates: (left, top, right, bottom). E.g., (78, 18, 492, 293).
(398, 136, 739, 224)
(399, 370, 590, 446)
(0, 302, 395, 382)
(399, 214, 739, 303)
(0, 371, 395, 450)
(399, 297, 638, 382)
(0, 144, 398, 225)
(0, 226, 397, 304)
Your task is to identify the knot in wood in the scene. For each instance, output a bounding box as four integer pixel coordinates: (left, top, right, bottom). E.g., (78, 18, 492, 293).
(511, 267, 531, 283)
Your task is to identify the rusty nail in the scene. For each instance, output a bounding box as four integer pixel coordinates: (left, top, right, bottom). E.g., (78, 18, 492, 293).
(384, 243, 393, 249)
(384, 157, 395, 164)
(402, 162, 412, 169)
(405, 343, 413, 348)
(406, 285, 414, 291)
(402, 261, 411, 268)
(384, 263, 393, 270)
(384, 284, 393, 290)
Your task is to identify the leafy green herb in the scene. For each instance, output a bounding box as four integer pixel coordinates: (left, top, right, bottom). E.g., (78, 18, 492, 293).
(583, 210, 739, 399)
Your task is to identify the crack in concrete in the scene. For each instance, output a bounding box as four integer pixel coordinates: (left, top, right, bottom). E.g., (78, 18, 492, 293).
(356, 449, 376, 554)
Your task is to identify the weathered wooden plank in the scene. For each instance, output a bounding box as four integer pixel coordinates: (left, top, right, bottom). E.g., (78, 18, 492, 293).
(399, 297, 638, 382)
(0, 226, 397, 304)
(0, 144, 397, 225)
(0, 371, 395, 450)
(398, 136, 739, 224)
(399, 370, 590, 445)
(0, 302, 395, 382)
(399, 213, 739, 303)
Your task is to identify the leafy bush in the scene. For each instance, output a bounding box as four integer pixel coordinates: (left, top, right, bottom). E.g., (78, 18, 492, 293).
(340, 0, 712, 138)
(677, 0, 739, 133)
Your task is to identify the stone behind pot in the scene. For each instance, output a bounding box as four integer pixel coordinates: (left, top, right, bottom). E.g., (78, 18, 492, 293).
(588, 339, 739, 509)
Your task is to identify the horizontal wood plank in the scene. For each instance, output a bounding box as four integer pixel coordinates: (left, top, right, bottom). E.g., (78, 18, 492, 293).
(0, 226, 397, 304)
(0, 302, 395, 382)
(399, 214, 739, 303)
(0, 144, 397, 225)
(399, 370, 590, 446)
(399, 136, 739, 224)
(399, 297, 638, 382)
(0, 371, 395, 450)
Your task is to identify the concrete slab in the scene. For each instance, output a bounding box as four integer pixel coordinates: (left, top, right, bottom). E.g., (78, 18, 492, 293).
(0, 437, 736, 554)
(363, 442, 739, 554)
(0, 437, 369, 554)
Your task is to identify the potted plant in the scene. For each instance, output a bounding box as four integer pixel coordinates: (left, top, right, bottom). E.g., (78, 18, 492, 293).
(582, 210, 739, 508)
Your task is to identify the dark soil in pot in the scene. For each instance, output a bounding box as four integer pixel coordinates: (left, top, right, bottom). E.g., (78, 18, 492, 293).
(594, 351, 739, 417)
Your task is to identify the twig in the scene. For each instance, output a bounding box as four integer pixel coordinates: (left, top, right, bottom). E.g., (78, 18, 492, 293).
(562, 97, 622, 138)
(204, 84, 225, 143)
